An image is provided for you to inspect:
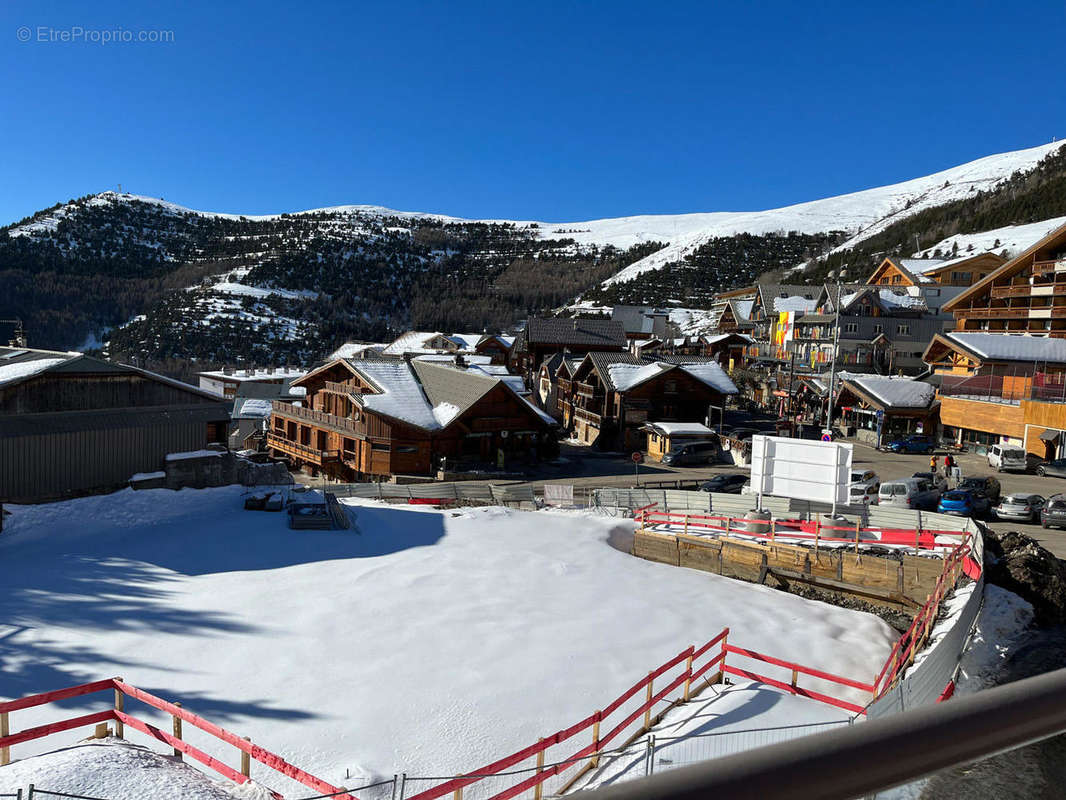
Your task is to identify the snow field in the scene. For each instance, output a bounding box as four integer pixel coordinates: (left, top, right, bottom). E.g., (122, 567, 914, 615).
(0, 488, 895, 797)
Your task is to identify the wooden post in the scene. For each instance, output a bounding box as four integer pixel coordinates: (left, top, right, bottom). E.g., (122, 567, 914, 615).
(534, 740, 545, 800)
(790, 667, 799, 691)
(644, 673, 654, 729)
(814, 519, 820, 556)
(591, 712, 602, 767)
(719, 631, 729, 684)
(1, 710, 9, 766)
(114, 679, 124, 739)
(172, 702, 183, 760)
(241, 736, 251, 778)
(682, 654, 695, 701)
(94, 723, 109, 739)
(854, 520, 861, 555)
(724, 516, 731, 535)
(454, 777, 463, 800)
(770, 518, 776, 544)
(684, 514, 688, 535)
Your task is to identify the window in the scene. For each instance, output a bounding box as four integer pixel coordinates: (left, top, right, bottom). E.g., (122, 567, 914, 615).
(396, 445, 418, 454)
(371, 442, 391, 452)
(928, 288, 941, 297)
(874, 324, 884, 334)
(844, 323, 859, 333)
(897, 324, 911, 336)
(929, 307, 938, 315)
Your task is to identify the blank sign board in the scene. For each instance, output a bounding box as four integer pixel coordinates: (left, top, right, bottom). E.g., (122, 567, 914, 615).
(749, 435, 853, 506)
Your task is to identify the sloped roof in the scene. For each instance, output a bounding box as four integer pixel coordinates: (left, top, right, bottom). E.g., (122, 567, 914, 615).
(757, 284, 819, 314)
(349, 359, 441, 429)
(412, 360, 498, 423)
(946, 332, 1066, 364)
(843, 375, 936, 409)
(525, 317, 627, 349)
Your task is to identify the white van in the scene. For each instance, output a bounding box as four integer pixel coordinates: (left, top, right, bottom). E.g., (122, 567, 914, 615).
(987, 444, 1027, 473)
(878, 477, 940, 510)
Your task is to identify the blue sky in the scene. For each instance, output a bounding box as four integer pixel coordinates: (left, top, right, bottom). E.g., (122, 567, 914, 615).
(1, 0, 1064, 225)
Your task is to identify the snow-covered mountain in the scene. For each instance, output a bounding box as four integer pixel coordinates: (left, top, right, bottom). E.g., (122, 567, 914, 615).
(3, 138, 1065, 366)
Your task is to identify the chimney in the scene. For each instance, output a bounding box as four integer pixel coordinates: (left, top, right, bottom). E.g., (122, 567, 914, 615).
(222, 365, 234, 376)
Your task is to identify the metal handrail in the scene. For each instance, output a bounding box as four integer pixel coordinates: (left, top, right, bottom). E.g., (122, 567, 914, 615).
(579, 667, 1066, 800)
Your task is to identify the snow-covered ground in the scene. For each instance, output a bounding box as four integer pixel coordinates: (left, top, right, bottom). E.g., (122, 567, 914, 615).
(0, 488, 895, 796)
(0, 739, 273, 800)
(915, 215, 1066, 261)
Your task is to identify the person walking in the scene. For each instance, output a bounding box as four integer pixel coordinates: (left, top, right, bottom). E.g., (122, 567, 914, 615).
(930, 454, 938, 474)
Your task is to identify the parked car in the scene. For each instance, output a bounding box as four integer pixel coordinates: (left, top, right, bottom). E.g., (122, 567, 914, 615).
(849, 483, 880, 505)
(885, 435, 936, 454)
(849, 469, 880, 490)
(987, 444, 1027, 473)
(1035, 458, 1066, 478)
(699, 473, 748, 494)
(938, 489, 990, 518)
(878, 477, 940, 510)
(958, 476, 1001, 505)
(725, 427, 760, 441)
(994, 493, 1045, 523)
(912, 471, 948, 493)
(662, 440, 719, 466)
(1041, 494, 1066, 529)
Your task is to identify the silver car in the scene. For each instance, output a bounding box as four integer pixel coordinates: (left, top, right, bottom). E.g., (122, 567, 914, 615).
(994, 493, 1045, 523)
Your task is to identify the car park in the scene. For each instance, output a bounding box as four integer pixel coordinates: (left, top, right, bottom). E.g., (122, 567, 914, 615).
(938, 489, 989, 518)
(877, 477, 940, 510)
(1035, 458, 1066, 478)
(884, 435, 936, 454)
(987, 444, 1028, 472)
(957, 476, 1001, 505)
(699, 473, 748, 494)
(1041, 494, 1066, 529)
(912, 471, 948, 493)
(994, 493, 1045, 523)
(661, 440, 720, 466)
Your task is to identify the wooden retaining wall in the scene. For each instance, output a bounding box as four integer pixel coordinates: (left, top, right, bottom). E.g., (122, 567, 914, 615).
(633, 530, 943, 612)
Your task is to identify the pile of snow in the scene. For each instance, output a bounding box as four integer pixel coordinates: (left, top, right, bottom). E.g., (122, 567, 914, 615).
(0, 488, 895, 795)
(0, 739, 268, 800)
(432, 401, 462, 427)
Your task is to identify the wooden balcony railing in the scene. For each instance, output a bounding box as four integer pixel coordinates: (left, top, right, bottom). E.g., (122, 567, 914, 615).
(1031, 260, 1066, 276)
(323, 380, 356, 395)
(575, 382, 599, 398)
(961, 306, 1066, 319)
(989, 284, 1066, 298)
(575, 406, 603, 424)
(272, 401, 362, 435)
(267, 432, 340, 464)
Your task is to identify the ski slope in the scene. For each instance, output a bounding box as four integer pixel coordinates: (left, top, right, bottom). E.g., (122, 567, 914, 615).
(0, 488, 895, 796)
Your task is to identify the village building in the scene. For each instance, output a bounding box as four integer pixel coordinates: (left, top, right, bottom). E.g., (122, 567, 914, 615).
(1, 347, 232, 503)
(380, 331, 513, 364)
(832, 375, 938, 447)
(922, 223, 1066, 455)
(509, 317, 627, 381)
(197, 366, 306, 399)
(643, 421, 719, 462)
(269, 357, 555, 480)
(328, 342, 388, 360)
(557, 352, 737, 450)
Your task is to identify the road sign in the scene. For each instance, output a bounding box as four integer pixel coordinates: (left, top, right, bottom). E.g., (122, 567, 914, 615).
(631, 452, 644, 464)
(821, 432, 833, 442)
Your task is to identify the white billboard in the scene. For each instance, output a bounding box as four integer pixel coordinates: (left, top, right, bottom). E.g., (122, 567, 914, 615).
(749, 435, 853, 507)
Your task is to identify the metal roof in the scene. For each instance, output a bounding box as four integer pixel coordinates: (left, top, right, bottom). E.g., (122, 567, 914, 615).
(525, 317, 627, 349)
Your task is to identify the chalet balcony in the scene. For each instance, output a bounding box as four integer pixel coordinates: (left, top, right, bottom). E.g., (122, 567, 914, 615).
(272, 401, 362, 436)
(574, 406, 603, 424)
(575, 382, 600, 399)
(267, 432, 340, 464)
(990, 284, 1066, 299)
(961, 306, 1066, 319)
(1031, 259, 1066, 276)
(323, 380, 356, 395)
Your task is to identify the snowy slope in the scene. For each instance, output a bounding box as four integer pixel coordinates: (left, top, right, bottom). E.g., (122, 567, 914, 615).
(915, 215, 1066, 260)
(8, 141, 1062, 278)
(0, 488, 894, 796)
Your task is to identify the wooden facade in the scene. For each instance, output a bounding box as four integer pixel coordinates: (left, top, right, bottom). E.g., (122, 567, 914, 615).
(867, 253, 1005, 288)
(270, 358, 555, 480)
(0, 349, 231, 502)
(943, 224, 1066, 335)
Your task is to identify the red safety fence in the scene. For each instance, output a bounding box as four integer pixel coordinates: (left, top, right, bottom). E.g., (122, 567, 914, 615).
(871, 540, 974, 698)
(635, 507, 965, 554)
(0, 679, 352, 800)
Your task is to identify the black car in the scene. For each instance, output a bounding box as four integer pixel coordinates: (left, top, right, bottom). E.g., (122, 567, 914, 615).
(1036, 458, 1066, 478)
(957, 475, 1002, 505)
(699, 473, 748, 494)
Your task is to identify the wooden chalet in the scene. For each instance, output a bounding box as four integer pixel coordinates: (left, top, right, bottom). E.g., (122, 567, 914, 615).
(381, 332, 514, 365)
(832, 375, 938, 447)
(941, 222, 1066, 336)
(509, 317, 627, 380)
(867, 252, 1005, 288)
(0, 347, 231, 503)
(269, 357, 556, 480)
(558, 352, 737, 451)
(923, 331, 1066, 457)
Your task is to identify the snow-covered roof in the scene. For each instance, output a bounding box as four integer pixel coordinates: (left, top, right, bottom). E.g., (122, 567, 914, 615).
(197, 366, 305, 382)
(898, 258, 949, 275)
(604, 360, 738, 395)
(733, 299, 754, 320)
(845, 376, 935, 409)
(329, 342, 386, 360)
(680, 362, 739, 394)
(447, 333, 483, 350)
(643, 422, 715, 436)
(352, 360, 441, 429)
(0, 356, 71, 387)
(946, 332, 1066, 364)
(236, 398, 275, 418)
(773, 295, 819, 313)
(381, 331, 449, 356)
